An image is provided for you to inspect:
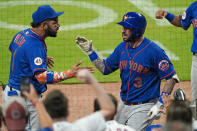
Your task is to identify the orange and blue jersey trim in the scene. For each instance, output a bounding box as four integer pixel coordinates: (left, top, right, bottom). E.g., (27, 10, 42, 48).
(104, 59, 112, 72)
(160, 70, 175, 80)
(33, 68, 47, 73)
(23, 29, 47, 50)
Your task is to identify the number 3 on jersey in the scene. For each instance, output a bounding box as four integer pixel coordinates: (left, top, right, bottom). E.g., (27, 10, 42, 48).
(133, 77, 142, 88)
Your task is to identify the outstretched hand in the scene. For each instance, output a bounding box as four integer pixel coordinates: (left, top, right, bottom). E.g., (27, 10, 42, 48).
(69, 61, 94, 76)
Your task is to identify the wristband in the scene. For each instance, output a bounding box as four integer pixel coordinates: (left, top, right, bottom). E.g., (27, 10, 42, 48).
(88, 51, 99, 61)
(158, 91, 169, 104)
(165, 12, 175, 22)
(63, 70, 74, 78)
(46, 71, 54, 84)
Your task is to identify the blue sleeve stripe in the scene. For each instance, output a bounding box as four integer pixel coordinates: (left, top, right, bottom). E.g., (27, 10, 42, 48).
(46, 71, 54, 84)
(88, 51, 98, 61)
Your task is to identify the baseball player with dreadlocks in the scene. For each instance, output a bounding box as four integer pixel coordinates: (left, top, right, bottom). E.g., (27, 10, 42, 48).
(76, 12, 179, 131)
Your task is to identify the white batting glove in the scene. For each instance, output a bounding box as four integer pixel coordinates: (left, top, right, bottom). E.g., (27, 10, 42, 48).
(76, 36, 94, 55)
(147, 101, 164, 120)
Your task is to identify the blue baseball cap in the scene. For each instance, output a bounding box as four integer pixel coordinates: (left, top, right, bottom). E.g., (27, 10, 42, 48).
(32, 5, 64, 23)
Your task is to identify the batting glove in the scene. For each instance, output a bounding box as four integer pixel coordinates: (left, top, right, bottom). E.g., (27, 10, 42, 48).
(76, 36, 94, 55)
(147, 91, 168, 120)
(147, 101, 164, 120)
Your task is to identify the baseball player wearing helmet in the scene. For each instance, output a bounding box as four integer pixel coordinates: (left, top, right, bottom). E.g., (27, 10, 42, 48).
(2, 5, 92, 131)
(76, 12, 179, 130)
(155, 1, 197, 109)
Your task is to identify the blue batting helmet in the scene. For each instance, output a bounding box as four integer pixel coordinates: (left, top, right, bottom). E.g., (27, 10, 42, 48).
(117, 12, 147, 39)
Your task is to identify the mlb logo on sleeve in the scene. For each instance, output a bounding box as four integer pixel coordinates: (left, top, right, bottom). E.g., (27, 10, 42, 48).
(34, 57, 43, 66)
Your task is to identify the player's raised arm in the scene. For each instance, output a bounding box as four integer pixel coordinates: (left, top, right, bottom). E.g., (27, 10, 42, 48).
(155, 10, 181, 27)
(75, 36, 106, 74)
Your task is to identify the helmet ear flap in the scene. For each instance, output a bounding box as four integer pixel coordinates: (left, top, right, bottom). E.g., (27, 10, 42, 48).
(131, 29, 143, 40)
(135, 31, 142, 38)
(131, 29, 138, 39)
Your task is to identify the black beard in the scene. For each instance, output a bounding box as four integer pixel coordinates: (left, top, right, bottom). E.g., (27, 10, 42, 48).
(45, 25, 57, 37)
(122, 33, 137, 42)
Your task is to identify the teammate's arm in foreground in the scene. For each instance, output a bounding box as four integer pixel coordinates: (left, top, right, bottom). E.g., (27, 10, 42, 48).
(76, 69, 115, 120)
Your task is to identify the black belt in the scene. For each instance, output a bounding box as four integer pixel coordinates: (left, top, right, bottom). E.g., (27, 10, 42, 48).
(193, 52, 197, 55)
(125, 101, 147, 106)
(124, 98, 158, 106)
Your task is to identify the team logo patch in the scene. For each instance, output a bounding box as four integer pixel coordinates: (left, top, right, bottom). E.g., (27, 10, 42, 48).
(34, 57, 43, 66)
(158, 59, 169, 71)
(182, 11, 186, 20)
(124, 15, 128, 21)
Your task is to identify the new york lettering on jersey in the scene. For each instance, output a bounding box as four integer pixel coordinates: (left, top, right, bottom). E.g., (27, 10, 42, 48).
(104, 38, 175, 103)
(119, 60, 149, 74)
